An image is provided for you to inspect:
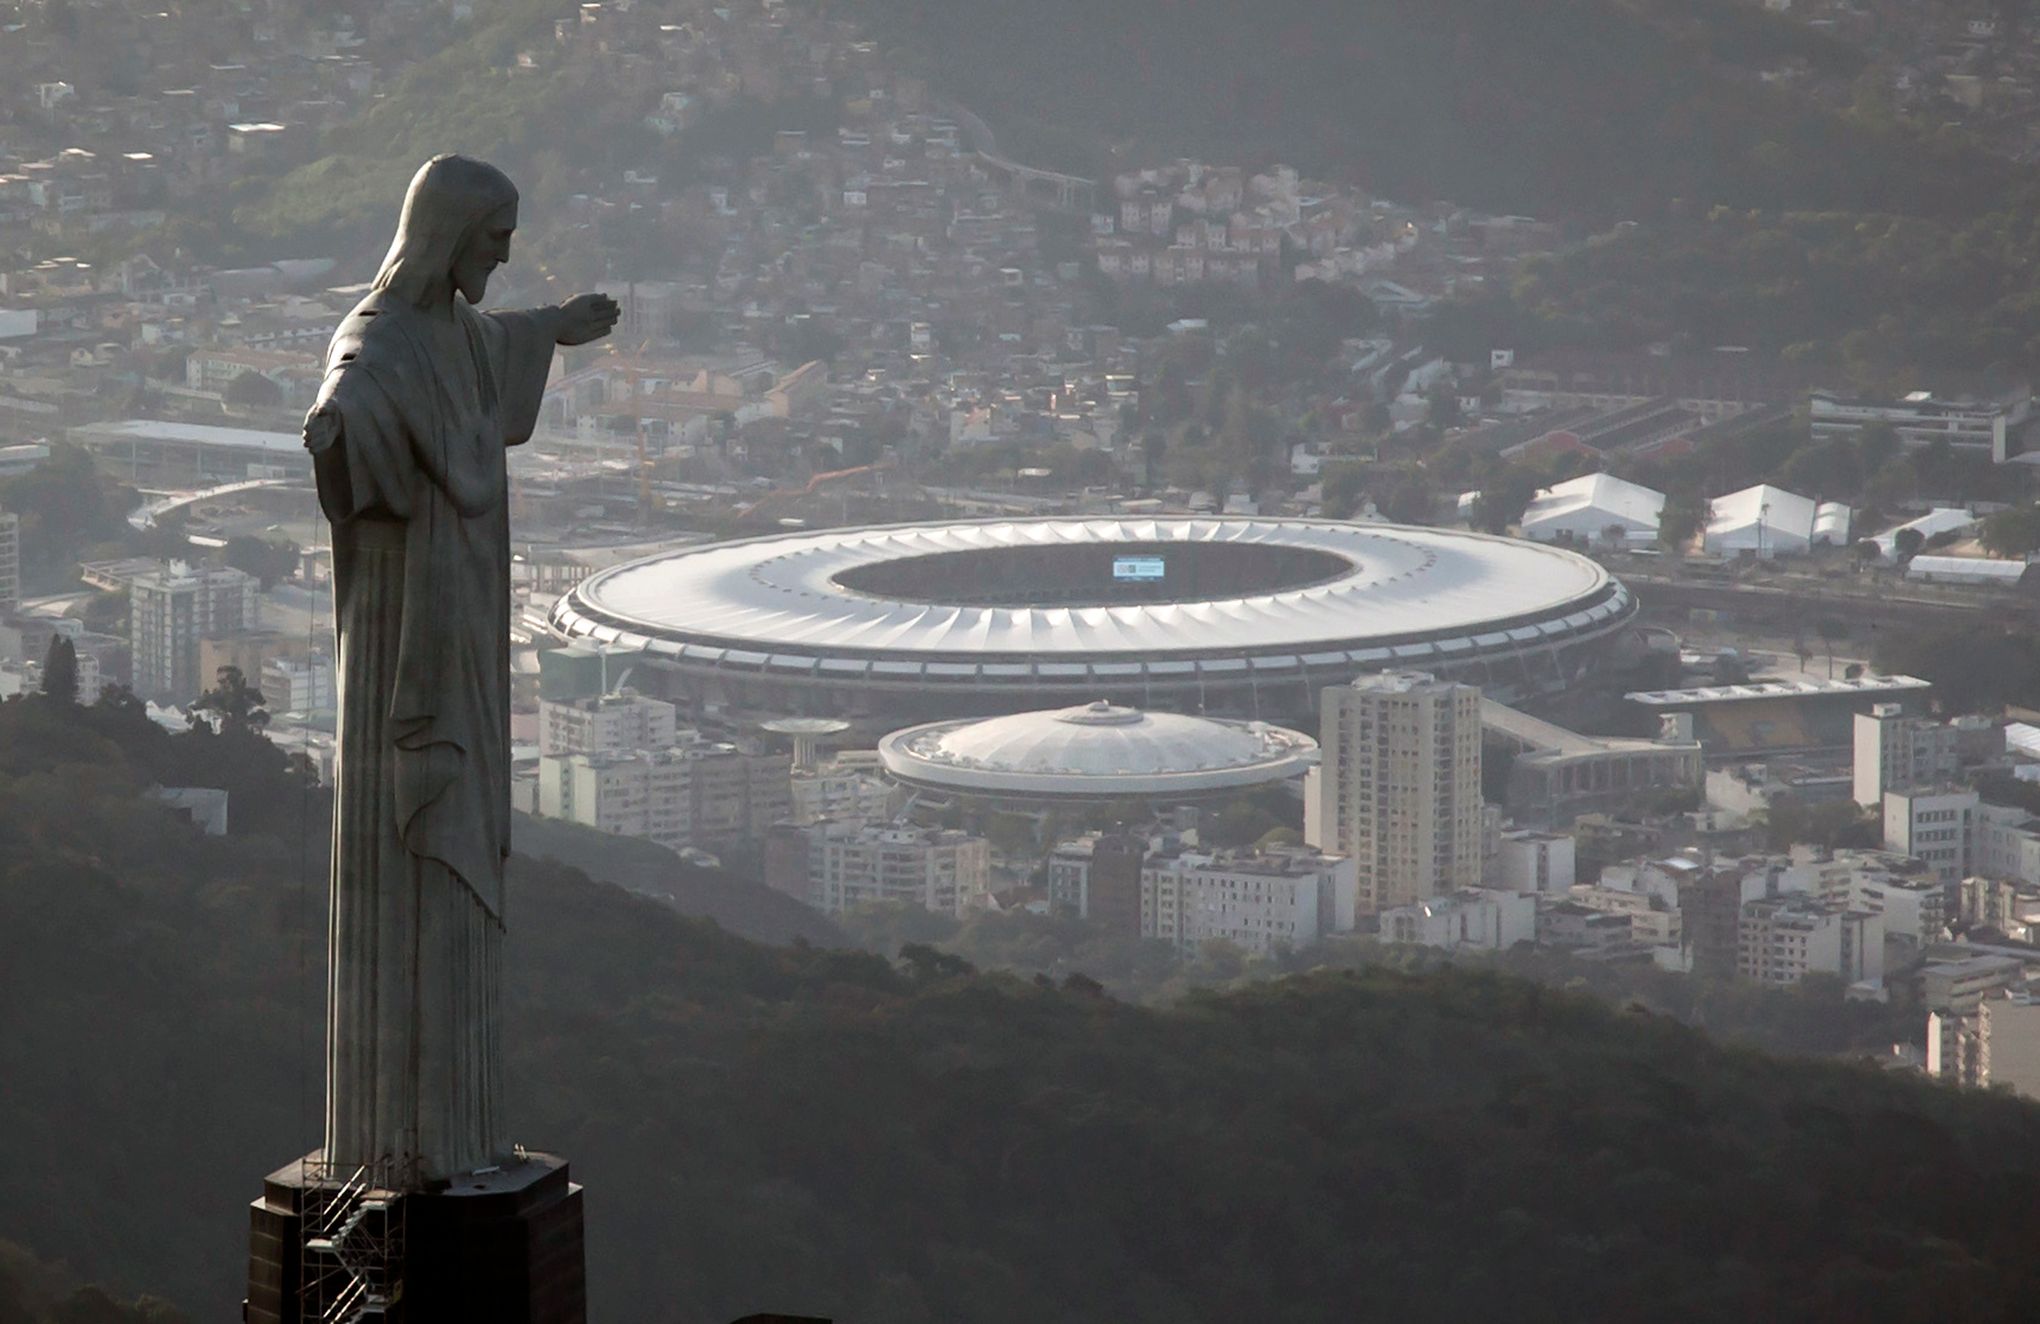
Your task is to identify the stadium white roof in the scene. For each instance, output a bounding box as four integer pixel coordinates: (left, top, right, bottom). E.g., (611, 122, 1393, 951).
(555, 518, 1630, 672)
(73, 418, 304, 454)
(1520, 473, 1664, 540)
(879, 701, 1318, 799)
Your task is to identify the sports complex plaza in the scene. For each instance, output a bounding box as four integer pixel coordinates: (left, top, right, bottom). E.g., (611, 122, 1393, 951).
(546, 517, 1639, 728)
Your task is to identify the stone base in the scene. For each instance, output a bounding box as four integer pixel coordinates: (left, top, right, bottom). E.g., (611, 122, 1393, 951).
(246, 1151, 585, 1323)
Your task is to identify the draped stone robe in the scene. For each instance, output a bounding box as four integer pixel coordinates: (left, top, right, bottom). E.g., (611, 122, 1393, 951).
(309, 292, 553, 1182)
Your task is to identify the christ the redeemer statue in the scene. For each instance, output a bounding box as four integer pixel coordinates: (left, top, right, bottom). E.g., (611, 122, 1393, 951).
(304, 155, 617, 1182)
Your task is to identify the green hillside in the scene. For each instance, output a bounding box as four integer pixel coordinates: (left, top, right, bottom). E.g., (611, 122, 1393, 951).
(834, 0, 2000, 222)
(8, 689, 2040, 1321)
(217, 0, 2007, 262)
(226, 0, 839, 262)
(1479, 200, 2040, 390)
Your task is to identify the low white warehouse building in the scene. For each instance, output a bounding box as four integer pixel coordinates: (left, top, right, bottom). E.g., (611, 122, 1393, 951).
(1519, 473, 1666, 548)
(1704, 485, 1851, 558)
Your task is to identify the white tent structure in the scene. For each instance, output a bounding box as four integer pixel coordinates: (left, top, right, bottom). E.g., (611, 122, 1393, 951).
(1519, 472, 1665, 547)
(1871, 507, 1976, 561)
(1905, 555, 2029, 586)
(1703, 484, 1845, 558)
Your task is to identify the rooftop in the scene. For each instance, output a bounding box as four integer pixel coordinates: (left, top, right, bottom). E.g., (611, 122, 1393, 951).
(1147, 848, 1345, 877)
(74, 418, 304, 455)
(1626, 675, 1932, 707)
(1707, 483, 1824, 536)
(1521, 472, 1665, 530)
(878, 701, 1317, 800)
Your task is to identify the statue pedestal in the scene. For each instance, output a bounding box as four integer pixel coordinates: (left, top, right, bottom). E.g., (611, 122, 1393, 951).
(245, 1151, 585, 1323)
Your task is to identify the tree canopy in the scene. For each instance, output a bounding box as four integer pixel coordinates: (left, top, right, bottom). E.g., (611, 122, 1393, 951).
(1979, 506, 2040, 560)
(0, 445, 137, 592)
(39, 637, 78, 706)
(1876, 621, 2040, 713)
(222, 536, 300, 590)
(222, 370, 284, 408)
(189, 665, 268, 737)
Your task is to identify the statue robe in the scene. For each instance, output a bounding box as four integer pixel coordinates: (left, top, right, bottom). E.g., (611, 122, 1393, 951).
(309, 291, 553, 1181)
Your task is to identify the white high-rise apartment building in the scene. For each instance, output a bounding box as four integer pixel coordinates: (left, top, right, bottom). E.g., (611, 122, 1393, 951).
(1489, 829, 1576, 894)
(789, 756, 897, 826)
(1882, 787, 1979, 887)
(70, 646, 100, 703)
(1141, 848, 1358, 956)
(129, 560, 259, 700)
(1771, 847, 1948, 948)
(1854, 704, 1960, 808)
(538, 689, 680, 756)
(0, 508, 19, 613)
(537, 749, 695, 851)
(1737, 894, 1884, 988)
(1311, 671, 1483, 914)
(687, 740, 794, 849)
(767, 819, 991, 916)
(262, 655, 335, 712)
(535, 737, 793, 853)
(1975, 802, 2040, 887)
(1378, 888, 1538, 952)
(1928, 996, 2040, 1099)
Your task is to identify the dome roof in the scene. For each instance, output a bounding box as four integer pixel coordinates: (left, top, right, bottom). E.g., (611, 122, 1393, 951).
(877, 701, 1317, 800)
(759, 717, 853, 735)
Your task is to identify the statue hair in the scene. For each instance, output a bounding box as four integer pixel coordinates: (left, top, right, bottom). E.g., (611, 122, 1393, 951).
(372, 155, 519, 307)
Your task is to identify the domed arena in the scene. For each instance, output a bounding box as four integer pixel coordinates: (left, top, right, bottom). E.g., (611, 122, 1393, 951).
(546, 517, 1637, 727)
(878, 701, 1319, 805)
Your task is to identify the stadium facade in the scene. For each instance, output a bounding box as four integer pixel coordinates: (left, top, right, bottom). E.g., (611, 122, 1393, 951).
(547, 517, 1639, 727)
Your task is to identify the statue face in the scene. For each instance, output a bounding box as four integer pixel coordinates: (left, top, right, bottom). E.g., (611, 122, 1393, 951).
(452, 201, 517, 305)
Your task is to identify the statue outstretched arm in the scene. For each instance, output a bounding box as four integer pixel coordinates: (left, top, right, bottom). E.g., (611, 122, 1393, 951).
(482, 293, 618, 449)
(552, 292, 620, 346)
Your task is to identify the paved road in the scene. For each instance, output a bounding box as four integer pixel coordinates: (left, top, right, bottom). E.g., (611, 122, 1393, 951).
(1626, 572, 2028, 630)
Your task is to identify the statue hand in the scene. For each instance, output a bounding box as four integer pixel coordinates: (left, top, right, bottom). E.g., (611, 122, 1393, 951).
(303, 401, 342, 454)
(556, 293, 620, 346)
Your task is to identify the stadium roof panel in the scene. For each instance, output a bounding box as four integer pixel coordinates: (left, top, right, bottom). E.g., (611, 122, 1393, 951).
(878, 701, 1319, 799)
(73, 418, 304, 453)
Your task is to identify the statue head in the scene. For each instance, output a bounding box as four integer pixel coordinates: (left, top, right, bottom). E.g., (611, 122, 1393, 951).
(372, 154, 520, 309)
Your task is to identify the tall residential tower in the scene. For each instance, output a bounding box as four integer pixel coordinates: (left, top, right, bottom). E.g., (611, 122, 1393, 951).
(1311, 671, 1483, 914)
(0, 507, 19, 614)
(130, 560, 259, 701)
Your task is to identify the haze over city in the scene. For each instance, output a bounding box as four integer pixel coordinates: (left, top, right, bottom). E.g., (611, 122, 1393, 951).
(11, 1, 2040, 1321)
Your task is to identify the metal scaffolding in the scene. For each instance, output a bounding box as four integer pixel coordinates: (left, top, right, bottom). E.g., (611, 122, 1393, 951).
(299, 1160, 407, 1322)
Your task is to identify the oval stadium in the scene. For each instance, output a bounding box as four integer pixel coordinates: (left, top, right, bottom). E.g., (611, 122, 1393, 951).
(546, 517, 1638, 727)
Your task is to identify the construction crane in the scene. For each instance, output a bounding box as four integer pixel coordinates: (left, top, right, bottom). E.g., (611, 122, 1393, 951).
(739, 457, 895, 526)
(601, 335, 658, 526)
